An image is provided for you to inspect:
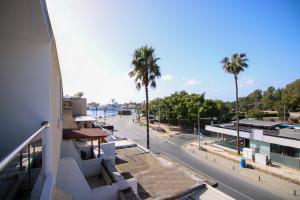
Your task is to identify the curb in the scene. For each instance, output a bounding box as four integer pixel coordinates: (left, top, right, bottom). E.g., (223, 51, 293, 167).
(186, 144, 300, 185)
(126, 138, 150, 153)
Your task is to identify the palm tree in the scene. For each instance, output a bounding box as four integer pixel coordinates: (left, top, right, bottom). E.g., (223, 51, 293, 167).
(221, 53, 249, 155)
(129, 45, 161, 149)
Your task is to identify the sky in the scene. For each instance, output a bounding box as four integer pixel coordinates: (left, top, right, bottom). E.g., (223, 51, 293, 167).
(47, 0, 300, 104)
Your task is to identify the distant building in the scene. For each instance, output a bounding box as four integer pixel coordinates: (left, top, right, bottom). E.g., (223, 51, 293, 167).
(206, 119, 300, 169)
(118, 109, 132, 115)
(66, 97, 87, 117)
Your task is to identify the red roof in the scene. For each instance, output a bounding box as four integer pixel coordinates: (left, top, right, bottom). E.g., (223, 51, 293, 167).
(63, 128, 108, 139)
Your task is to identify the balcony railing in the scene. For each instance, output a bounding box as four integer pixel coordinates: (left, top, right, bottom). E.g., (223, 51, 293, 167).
(0, 122, 49, 200)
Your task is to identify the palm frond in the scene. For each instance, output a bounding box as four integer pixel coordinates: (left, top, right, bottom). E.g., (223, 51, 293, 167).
(150, 81, 156, 89)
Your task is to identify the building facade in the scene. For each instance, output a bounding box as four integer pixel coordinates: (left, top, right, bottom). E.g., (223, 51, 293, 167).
(206, 119, 300, 169)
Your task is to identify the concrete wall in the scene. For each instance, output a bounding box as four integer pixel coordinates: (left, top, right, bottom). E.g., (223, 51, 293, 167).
(0, 1, 62, 199)
(62, 108, 78, 129)
(100, 142, 116, 165)
(60, 140, 102, 176)
(69, 98, 87, 117)
(56, 158, 119, 200)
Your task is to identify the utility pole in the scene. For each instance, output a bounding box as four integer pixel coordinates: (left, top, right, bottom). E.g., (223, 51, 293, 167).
(198, 112, 201, 150)
(283, 104, 286, 124)
(158, 100, 161, 131)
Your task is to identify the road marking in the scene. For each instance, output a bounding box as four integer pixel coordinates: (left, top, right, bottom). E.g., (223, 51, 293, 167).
(111, 117, 255, 200)
(149, 143, 255, 200)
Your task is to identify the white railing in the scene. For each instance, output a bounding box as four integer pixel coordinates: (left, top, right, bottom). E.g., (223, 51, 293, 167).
(0, 122, 49, 171)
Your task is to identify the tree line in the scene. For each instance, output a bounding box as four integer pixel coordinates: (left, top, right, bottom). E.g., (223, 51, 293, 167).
(141, 91, 232, 127)
(234, 79, 300, 119)
(137, 78, 300, 126)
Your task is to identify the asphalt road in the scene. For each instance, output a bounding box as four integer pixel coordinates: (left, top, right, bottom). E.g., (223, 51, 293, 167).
(108, 116, 284, 200)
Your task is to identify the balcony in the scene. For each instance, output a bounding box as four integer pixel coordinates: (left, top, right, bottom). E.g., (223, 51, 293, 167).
(0, 122, 49, 200)
(56, 138, 138, 200)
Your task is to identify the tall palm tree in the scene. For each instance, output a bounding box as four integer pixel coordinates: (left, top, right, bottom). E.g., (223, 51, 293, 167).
(129, 45, 161, 149)
(221, 53, 249, 155)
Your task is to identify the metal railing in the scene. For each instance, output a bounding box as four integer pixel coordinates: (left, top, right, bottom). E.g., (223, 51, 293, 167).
(0, 122, 49, 171)
(0, 122, 49, 199)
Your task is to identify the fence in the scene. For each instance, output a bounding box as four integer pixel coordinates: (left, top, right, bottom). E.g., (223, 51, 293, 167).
(270, 152, 300, 169)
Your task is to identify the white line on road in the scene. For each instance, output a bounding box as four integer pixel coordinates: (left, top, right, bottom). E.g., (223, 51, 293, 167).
(149, 143, 255, 200)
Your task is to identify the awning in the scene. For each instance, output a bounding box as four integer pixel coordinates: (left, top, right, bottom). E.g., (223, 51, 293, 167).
(63, 128, 108, 139)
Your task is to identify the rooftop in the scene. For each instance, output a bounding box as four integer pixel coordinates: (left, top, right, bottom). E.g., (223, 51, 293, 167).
(278, 129, 300, 140)
(63, 128, 108, 139)
(237, 119, 281, 128)
(115, 146, 211, 199)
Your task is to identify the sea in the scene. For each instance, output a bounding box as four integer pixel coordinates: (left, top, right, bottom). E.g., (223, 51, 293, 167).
(87, 108, 119, 118)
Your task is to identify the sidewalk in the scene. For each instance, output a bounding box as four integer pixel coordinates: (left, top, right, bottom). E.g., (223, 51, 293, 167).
(196, 142, 300, 185)
(184, 142, 300, 200)
(143, 119, 300, 184)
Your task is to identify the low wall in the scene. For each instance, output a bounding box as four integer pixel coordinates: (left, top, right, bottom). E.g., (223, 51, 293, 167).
(101, 142, 115, 165)
(56, 158, 119, 200)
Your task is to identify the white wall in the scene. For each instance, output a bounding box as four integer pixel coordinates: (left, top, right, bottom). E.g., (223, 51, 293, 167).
(101, 142, 116, 165)
(0, 0, 62, 198)
(56, 158, 119, 200)
(205, 126, 251, 139)
(206, 126, 300, 149)
(60, 140, 102, 177)
(262, 135, 300, 149)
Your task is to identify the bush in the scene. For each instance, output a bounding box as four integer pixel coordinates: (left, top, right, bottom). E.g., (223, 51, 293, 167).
(246, 109, 264, 119)
(291, 118, 299, 124)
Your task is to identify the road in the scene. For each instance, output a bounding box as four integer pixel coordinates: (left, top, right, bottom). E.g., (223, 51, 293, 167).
(107, 116, 284, 200)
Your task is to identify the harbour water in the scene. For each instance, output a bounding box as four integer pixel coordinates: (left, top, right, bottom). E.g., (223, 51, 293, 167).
(87, 108, 119, 118)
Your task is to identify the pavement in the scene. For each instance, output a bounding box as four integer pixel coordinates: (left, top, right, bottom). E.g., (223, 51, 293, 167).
(108, 115, 290, 200)
(187, 142, 300, 185)
(184, 143, 300, 200)
(145, 118, 300, 185)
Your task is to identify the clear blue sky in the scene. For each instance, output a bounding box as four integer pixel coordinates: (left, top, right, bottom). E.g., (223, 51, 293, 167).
(47, 0, 300, 104)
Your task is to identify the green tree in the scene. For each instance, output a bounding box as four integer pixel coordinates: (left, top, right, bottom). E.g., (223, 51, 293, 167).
(246, 108, 264, 119)
(129, 45, 161, 149)
(262, 86, 276, 110)
(282, 79, 300, 112)
(221, 53, 249, 155)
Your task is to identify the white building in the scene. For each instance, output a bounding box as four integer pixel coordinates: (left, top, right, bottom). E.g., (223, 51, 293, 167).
(206, 119, 300, 169)
(0, 1, 138, 199)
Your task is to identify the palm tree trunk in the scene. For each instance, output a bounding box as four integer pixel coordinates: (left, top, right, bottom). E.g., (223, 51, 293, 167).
(145, 85, 150, 149)
(234, 74, 240, 155)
